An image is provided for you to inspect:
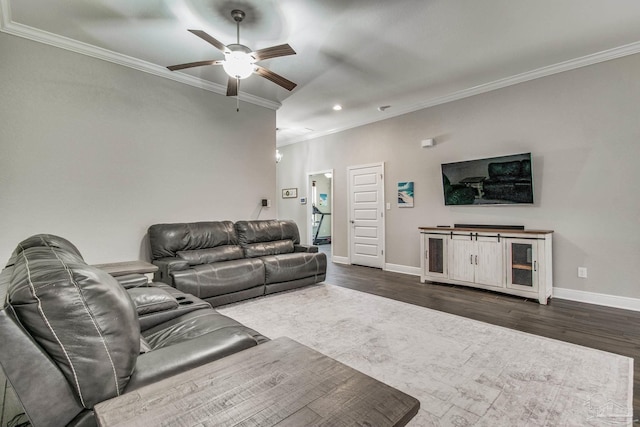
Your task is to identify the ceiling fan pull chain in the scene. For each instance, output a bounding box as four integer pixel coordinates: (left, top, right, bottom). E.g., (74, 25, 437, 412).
(237, 77, 240, 112)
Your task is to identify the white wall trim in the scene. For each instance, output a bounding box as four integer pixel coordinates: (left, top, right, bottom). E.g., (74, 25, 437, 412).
(0, 4, 280, 111)
(279, 39, 640, 146)
(332, 256, 349, 265)
(553, 287, 640, 312)
(384, 263, 421, 276)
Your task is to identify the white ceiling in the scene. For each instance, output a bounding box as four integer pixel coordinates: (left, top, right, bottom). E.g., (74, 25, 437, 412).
(3, 0, 640, 146)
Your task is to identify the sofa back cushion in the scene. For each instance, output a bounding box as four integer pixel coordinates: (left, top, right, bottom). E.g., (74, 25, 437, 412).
(6, 234, 84, 267)
(243, 240, 295, 258)
(8, 235, 140, 409)
(235, 220, 300, 246)
(235, 220, 300, 258)
(176, 246, 244, 265)
(148, 221, 238, 259)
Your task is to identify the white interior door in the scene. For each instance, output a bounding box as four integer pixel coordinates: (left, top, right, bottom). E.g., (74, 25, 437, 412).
(348, 163, 385, 268)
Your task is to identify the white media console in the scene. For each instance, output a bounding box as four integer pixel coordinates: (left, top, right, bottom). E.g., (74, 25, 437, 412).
(419, 227, 553, 304)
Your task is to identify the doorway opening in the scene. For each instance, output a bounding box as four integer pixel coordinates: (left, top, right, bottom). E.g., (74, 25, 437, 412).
(307, 170, 333, 260)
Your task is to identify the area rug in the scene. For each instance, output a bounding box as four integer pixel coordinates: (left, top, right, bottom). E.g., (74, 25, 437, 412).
(218, 284, 633, 426)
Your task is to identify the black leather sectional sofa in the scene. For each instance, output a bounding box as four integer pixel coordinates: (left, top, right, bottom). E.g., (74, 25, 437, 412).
(148, 219, 327, 306)
(0, 234, 268, 427)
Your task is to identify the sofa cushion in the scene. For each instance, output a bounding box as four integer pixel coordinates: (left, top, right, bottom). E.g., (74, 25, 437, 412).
(126, 322, 266, 392)
(235, 220, 300, 246)
(127, 287, 179, 315)
(243, 239, 294, 258)
(177, 245, 244, 265)
(141, 309, 262, 349)
(8, 238, 139, 409)
(171, 258, 265, 299)
(261, 252, 327, 285)
(149, 221, 238, 259)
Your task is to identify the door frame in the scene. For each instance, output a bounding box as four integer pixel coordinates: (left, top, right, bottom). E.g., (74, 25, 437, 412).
(306, 169, 334, 251)
(346, 162, 386, 268)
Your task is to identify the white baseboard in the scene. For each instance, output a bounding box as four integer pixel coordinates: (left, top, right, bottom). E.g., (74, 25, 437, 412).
(332, 256, 349, 265)
(553, 287, 640, 312)
(385, 263, 421, 276)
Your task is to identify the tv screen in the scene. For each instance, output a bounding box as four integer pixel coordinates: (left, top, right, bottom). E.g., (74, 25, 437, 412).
(441, 153, 533, 206)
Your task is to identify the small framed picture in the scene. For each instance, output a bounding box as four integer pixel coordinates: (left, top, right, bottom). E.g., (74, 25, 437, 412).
(300, 197, 307, 205)
(398, 181, 414, 208)
(282, 188, 297, 198)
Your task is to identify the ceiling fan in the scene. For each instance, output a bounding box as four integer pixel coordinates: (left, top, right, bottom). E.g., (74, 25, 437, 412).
(167, 9, 297, 99)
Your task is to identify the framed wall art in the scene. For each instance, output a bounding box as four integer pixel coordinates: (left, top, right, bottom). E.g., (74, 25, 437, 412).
(282, 188, 297, 198)
(398, 181, 414, 208)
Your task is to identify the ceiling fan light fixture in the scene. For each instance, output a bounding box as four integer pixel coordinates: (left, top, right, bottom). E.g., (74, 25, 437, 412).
(223, 50, 255, 79)
(167, 9, 297, 98)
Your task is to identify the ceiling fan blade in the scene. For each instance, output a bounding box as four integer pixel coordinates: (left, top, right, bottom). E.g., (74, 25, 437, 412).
(188, 29, 229, 53)
(254, 66, 297, 91)
(252, 44, 296, 61)
(226, 77, 238, 96)
(167, 60, 223, 71)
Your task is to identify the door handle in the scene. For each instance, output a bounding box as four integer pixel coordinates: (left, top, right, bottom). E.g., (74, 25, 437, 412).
(475, 255, 478, 265)
(534, 261, 537, 271)
(470, 255, 473, 264)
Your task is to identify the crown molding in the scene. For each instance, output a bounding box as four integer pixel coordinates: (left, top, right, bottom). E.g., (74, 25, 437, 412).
(0, 2, 281, 111)
(4, 0, 640, 134)
(279, 39, 640, 146)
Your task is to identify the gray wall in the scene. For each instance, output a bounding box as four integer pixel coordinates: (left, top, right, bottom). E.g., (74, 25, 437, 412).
(0, 33, 276, 263)
(277, 53, 640, 299)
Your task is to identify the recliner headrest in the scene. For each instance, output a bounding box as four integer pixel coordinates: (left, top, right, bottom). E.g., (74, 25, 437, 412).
(8, 239, 140, 408)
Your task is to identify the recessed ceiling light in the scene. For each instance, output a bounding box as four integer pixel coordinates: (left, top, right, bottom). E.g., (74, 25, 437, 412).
(333, 105, 342, 111)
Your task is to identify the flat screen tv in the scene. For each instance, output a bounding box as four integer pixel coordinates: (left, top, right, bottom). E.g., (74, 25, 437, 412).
(441, 152, 533, 206)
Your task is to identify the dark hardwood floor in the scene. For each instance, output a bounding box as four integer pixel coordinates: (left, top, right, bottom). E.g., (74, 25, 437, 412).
(323, 255, 640, 423)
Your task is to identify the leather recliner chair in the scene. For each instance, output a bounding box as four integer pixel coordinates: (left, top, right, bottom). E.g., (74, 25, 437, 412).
(0, 234, 267, 427)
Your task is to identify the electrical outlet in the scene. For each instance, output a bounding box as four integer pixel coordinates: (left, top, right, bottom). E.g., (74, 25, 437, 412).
(386, 203, 391, 210)
(578, 267, 588, 278)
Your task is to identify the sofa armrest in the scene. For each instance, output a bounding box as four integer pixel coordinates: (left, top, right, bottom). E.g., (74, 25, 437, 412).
(124, 330, 259, 392)
(294, 244, 319, 253)
(152, 257, 189, 286)
(117, 274, 149, 289)
(127, 287, 179, 316)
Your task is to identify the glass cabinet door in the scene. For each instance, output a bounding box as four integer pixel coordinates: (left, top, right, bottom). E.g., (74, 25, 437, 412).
(423, 234, 448, 279)
(506, 239, 538, 291)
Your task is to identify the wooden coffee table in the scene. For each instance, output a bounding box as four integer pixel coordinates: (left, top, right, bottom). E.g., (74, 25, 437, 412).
(95, 337, 419, 426)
